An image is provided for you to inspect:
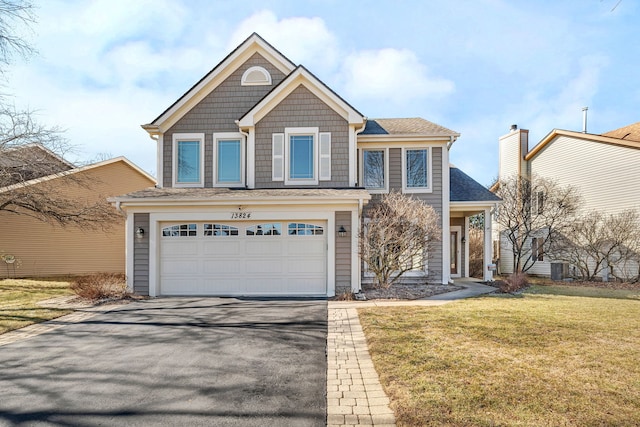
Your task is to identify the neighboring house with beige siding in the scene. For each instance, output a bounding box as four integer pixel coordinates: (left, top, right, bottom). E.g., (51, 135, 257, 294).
(0, 157, 155, 278)
(112, 33, 499, 298)
(495, 122, 640, 277)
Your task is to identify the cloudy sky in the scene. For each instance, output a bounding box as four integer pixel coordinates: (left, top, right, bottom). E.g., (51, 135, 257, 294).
(6, 0, 639, 186)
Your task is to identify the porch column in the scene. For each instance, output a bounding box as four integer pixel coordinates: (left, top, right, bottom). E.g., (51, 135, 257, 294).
(483, 207, 493, 281)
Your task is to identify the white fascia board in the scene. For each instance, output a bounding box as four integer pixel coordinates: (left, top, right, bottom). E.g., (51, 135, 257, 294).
(450, 201, 502, 211)
(238, 68, 364, 128)
(357, 135, 454, 144)
(152, 36, 295, 133)
(115, 198, 370, 210)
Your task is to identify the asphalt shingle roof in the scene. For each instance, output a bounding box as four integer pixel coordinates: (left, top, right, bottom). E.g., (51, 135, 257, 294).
(361, 118, 459, 137)
(601, 121, 640, 142)
(450, 166, 501, 202)
(114, 187, 371, 201)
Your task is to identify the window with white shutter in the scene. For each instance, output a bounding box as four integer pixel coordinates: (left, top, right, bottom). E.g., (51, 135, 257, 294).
(272, 133, 284, 181)
(319, 132, 331, 181)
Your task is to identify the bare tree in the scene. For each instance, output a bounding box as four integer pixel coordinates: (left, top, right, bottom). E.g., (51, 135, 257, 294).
(0, 2, 120, 228)
(0, 0, 35, 71)
(494, 174, 581, 273)
(360, 191, 441, 288)
(550, 209, 640, 281)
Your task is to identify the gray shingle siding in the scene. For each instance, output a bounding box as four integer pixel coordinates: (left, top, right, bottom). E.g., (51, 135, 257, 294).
(254, 85, 350, 188)
(133, 213, 150, 295)
(335, 211, 352, 294)
(368, 146, 444, 283)
(162, 53, 287, 187)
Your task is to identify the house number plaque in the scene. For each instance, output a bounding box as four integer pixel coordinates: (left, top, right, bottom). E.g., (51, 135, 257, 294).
(231, 212, 252, 219)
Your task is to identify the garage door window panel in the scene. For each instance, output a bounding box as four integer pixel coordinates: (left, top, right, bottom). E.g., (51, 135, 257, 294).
(204, 223, 239, 236)
(288, 223, 324, 236)
(162, 223, 197, 237)
(246, 223, 282, 236)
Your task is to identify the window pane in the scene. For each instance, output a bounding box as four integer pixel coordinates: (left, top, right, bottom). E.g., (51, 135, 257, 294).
(246, 223, 282, 236)
(406, 149, 427, 188)
(217, 140, 241, 183)
(177, 140, 200, 183)
(290, 135, 314, 179)
(363, 150, 384, 189)
(287, 223, 324, 236)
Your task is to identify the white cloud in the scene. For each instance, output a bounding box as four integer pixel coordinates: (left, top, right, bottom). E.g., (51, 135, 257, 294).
(340, 48, 455, 105)
(229, 10, 340, 74)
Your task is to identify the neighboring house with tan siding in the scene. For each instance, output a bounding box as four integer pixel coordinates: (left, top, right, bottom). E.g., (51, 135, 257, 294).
(495, 122, 640, 277)
(112, 33, 499, 298)
(0, 157, 155, 278)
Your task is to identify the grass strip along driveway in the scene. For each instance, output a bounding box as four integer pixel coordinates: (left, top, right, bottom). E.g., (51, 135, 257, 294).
(0, 279, 73, 335)
(359, 286, 640, 427)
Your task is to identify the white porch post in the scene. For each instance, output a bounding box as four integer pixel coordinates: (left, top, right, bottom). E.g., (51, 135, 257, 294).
(464, 215, 470, 278)
(483, 207, 493, 282)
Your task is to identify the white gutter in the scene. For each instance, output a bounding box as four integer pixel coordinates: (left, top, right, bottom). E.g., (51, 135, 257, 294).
(446, 135, 457, 150)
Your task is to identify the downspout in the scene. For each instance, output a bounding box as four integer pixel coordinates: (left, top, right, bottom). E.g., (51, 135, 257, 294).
(236, 120, 250, 188)
(354, 117, 368, 187)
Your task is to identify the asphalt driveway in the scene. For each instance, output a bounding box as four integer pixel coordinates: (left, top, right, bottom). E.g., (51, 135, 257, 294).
(0, 298, 327, 427)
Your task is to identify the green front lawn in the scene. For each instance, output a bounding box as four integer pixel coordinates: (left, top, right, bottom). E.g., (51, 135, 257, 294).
(0, 279, 74, 335)
(359, 286, 640, 426)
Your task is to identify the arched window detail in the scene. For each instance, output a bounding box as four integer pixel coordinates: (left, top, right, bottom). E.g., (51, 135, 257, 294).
(287, 223, 324, 236)
(241, 66, 272, 86)
(246, 223, 281, 236)
(162, 224, 197, 237)
(204, 224, 239, 236)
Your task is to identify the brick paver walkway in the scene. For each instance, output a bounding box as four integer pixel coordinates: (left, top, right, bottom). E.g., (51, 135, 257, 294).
(327, 304, 396, 427)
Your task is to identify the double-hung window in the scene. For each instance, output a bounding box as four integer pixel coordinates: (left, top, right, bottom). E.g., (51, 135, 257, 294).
(273, 127, 330, 185)
(362, 149, 387, 192)
(213, 132, 244, 187)
(289, 134, 314, 180)
(173, 133, 204, 187)
(403, 147, 432, 192)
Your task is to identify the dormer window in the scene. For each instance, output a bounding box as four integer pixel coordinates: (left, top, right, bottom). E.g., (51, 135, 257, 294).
(241, 66, 272, 86)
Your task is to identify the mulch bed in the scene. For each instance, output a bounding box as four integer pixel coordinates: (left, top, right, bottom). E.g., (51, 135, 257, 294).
(357, 283, 464, 300)
(533, 280, 640, 291)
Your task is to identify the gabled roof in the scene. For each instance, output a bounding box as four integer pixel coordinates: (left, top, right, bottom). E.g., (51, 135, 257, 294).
(361, 118, 459, 137)
(0, 156, 155, 193)
(601, 121, 640, 142)
(0, 143, 75, 186)
(143, 33, 297, 135)
(525, 128, 640, 161)
(0, 143, 74, 169)
(238, 65, 364, 127)
(450, 165, 501, 203)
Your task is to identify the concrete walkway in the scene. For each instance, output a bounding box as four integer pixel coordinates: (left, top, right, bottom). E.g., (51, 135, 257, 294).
(326, 279, 496, 427)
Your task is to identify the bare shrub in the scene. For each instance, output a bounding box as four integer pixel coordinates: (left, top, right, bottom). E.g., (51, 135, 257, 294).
(499, 272, 529, 293)
(333, 292, 355, 301)
(71, 273, 128, 300)
(468, 227, 484, 278)
(360, 192, 441, 289)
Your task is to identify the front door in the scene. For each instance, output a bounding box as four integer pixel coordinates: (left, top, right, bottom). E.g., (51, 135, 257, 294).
(450, 226, 462, 278)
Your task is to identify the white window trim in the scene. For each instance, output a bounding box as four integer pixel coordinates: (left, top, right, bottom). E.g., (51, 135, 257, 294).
(172, 133, 205, 188)
(285, 127, 319, 185)
(213, 132, 245, 187)
(359, 148, 389, 193)
(241, 66, 272, 86)
(401, 146, 433, 193)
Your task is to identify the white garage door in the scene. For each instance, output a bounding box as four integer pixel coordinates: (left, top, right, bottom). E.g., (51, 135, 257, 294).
(159, 221, 327, 296)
